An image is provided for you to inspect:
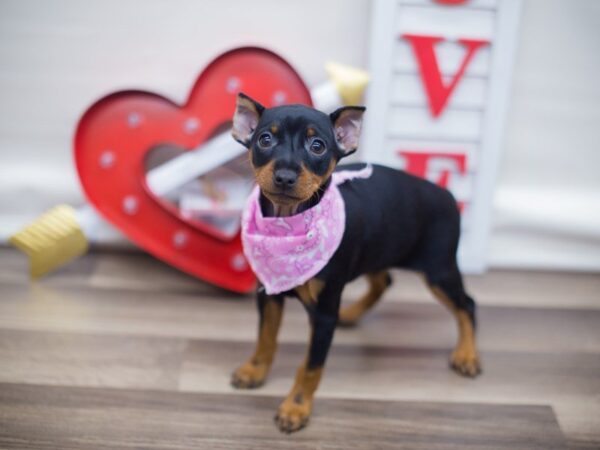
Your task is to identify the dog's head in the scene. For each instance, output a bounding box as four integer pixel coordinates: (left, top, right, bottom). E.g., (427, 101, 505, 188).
(231, 93, 365, 213)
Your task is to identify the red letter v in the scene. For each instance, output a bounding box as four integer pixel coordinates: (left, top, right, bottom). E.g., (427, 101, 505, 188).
(401, 34, 489, 118)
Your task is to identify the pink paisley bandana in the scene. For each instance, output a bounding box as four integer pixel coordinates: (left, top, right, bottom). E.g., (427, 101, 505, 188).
(242, 165, 372, 295)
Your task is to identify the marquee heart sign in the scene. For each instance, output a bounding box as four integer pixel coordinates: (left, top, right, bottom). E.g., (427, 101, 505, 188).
(74, 47, 313, 293)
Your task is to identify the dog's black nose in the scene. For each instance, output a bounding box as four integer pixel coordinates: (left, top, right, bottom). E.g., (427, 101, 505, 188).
(273, 169, 298, 189)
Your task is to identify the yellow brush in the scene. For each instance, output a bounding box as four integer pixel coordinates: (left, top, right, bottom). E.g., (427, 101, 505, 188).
(9, 204, 90, 278)
(9, 63, 370, 278)
(325, 62, 370, 106)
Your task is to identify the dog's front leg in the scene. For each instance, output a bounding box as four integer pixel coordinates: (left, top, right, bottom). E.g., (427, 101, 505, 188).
(231, 287, 284, 389)
(275, 283, 341, 433)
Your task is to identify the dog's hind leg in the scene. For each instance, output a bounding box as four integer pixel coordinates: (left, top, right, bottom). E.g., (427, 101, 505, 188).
(338, 271, 391, 327)
(425, 265, 481, 377)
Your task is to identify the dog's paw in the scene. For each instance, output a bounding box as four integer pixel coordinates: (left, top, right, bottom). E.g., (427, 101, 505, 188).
(274, 397, 312, 434)
(337, 306, 362, 328)
(450, 350, 482, 378)
(230, 361, 269, 389)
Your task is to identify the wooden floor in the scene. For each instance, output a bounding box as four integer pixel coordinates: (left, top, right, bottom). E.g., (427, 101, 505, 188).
(0, 248, 599, 449)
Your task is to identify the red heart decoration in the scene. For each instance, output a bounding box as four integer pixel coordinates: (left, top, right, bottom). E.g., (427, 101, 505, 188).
(75, 47, 312, 293)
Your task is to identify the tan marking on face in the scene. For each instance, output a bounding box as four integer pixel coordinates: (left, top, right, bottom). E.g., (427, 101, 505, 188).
(294, 278, 325, 307)
(253, 159, 276, 193)
(270, 124, 279, 134)
(307, 127, 315, 137)
(253, 159, 298, 210)
(294, 159, 337, 203)
(252, 157, 338, 216)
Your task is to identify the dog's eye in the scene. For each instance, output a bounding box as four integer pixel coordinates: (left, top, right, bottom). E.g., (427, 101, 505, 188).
(257, 132, 273, 149)
(309, 138, 326, 155)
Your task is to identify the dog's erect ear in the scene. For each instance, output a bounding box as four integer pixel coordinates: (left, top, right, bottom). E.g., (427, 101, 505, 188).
(232, 93, 265, 147)
(330, 106, 366, 156)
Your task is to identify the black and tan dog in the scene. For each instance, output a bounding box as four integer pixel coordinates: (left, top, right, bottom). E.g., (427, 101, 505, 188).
(230, 93, 481, 433)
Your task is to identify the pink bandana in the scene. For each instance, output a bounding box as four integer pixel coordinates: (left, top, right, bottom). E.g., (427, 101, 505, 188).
(241, 165, 372, 295)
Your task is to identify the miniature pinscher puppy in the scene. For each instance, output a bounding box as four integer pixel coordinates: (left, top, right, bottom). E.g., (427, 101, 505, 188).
(230, 93, 481, 433)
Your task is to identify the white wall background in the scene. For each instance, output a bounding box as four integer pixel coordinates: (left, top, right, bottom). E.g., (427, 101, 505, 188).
(490, 0, 600, 271)
(1, 0, 599, 271)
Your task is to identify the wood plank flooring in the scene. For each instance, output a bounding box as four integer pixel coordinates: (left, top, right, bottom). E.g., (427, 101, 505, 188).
(0, 384, 566, 450)
(0, 248, 598, 449)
